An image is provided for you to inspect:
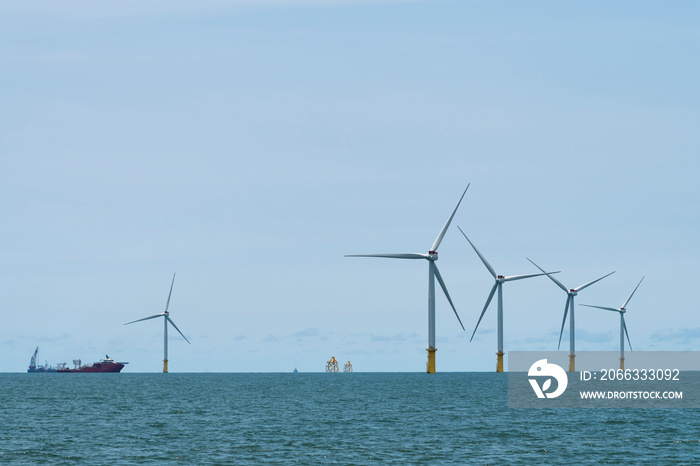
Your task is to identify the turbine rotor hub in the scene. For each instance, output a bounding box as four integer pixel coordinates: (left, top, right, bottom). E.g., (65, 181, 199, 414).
(428, 251, 438, 261)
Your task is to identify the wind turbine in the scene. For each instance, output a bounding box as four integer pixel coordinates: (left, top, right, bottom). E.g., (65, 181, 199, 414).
(345, 184, 469, 373)
(527, 258, 615, 372)
(124, 273, 190, 373)
(458, 227, 557, 373)
(581, 276, 644, 370)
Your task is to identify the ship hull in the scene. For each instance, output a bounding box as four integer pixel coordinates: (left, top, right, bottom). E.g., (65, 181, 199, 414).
(28, 367, 57, 373)
(58, 362, 125, 373)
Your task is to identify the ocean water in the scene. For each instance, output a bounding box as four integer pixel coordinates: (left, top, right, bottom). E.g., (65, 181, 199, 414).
(1, 372, 698, 464)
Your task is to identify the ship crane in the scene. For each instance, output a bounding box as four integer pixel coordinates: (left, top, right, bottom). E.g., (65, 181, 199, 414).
(29, 347, 38, 369)
(27, 347, 57, 372)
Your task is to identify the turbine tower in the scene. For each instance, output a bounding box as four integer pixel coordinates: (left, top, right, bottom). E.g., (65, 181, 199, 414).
(458, 227, 556, 373)
(124, 273, 191, 373)
(581, 276, 644, 370)
(345, 184, 469, 373)
(527, 258, 615, 372)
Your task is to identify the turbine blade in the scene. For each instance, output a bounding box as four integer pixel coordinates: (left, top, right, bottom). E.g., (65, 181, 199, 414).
(580, 304, 620, 313)
(622, 316, 633, 351)
(344, 253, 428, 260)
(165, 273, 176, 312)
(457, 226, 497, 279)
(621, 276, 645, 309)
(527, 258, 568, 292)
(124, 314, 164, 325)
(471, 283, 498, 342)
(166, 316, 191, 344)
(574, 271, 616, 293)
(433, 264, 465, 331)
(503, 271, 559, 282)
(430, 184, 470, 252)
(557, 295, 572, 350)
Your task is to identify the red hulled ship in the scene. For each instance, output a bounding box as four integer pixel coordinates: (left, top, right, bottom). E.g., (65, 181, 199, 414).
(57, 356, 128, 373)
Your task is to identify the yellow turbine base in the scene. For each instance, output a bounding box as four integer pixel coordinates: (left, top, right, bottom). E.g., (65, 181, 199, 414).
(569, 354, 576, 372)
(426, 348, 436, 374)
(496, 352, 504, 373)
(620, 357, 624, 371)
(164, 359, 168, 373)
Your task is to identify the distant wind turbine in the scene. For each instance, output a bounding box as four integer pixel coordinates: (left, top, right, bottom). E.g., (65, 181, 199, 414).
(124, 273, 190, 373)
(458, 227, 557, 373)
(581, 276, 644, 370)
(345, 184, 469, 373)
(527, 258, 615, 372)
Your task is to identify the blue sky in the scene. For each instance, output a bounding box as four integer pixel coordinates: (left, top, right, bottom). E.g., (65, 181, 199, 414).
(1, 1, 698, 372)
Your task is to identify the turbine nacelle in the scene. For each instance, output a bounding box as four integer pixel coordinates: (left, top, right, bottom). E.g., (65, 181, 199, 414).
(569, 289, 578, 296)
(427, 251, 438, 261)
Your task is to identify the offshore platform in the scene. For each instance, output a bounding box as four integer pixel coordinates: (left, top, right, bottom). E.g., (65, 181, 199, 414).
(325, 356, 339, 372)
(326, 357, 353, 373)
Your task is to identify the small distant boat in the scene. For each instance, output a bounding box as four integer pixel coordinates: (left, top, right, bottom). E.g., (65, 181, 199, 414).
(57, 355, 128, 373)
(293, 367, 298, 373)
(27, 347, 56, 373)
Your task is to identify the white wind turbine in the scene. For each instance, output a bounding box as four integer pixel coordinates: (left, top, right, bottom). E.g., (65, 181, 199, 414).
(124, 273, 190, 373)
(345, 184, 469, 373)
(458, 227, 557, 373)
(581, 276, 644, 370)
(527, 258, 615, 372)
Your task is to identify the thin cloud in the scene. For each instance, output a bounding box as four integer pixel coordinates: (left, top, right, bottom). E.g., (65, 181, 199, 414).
(650, 327, 700, 346)
(370, 332, 418, 343)
(293, 328, 319, 339)
(574, 329, 615, 344)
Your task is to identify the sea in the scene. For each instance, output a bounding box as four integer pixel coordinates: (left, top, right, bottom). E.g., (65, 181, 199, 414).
(1, 372, 698, 464)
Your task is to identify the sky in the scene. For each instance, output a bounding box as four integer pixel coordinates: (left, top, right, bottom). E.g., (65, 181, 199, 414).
(1, 0, 698, 372)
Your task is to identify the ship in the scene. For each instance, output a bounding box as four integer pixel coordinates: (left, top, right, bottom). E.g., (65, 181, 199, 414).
(27, 347, 57, 373)
(57, 355, 128, 373)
